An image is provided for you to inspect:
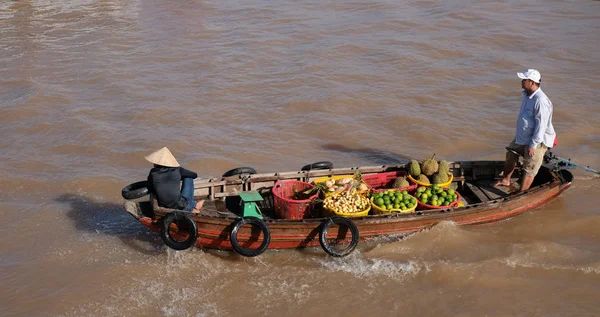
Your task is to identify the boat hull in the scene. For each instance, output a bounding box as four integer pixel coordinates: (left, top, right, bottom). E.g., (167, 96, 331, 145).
(125, 173, 570, 251)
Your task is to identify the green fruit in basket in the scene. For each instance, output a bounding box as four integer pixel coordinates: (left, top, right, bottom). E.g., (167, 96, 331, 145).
(447, 189, 455, 196)
(409, 160, 421, 178)
(394, 204, 400, 209)
(376, 197, 384, 206)
(443, 201, 449, 206)
(417, 187, 425, 193)
(441, 191, 447, 198)
(386, 204, 393, 210)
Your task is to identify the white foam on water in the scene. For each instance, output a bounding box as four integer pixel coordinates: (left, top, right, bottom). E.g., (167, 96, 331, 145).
(574, 174, 599, 181)
(317, 251, 423, 280)
(501, 258, 600, 275)
(500, 242, 600, 275)
(58, 275, 226, 317)
(249, 278, 314, 307)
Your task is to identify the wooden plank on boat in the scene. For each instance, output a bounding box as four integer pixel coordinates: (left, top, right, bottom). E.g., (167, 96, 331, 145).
(464, 182, 490, 203)
(475, 179, 513, 200)
(153, 200, 236, 220)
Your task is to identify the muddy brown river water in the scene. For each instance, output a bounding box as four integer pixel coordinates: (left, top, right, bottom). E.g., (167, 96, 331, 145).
(1, 0, 599, 316)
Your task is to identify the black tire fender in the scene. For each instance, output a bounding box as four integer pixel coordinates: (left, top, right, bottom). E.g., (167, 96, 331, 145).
(222, 167, 257, 177)
(230, 217, 271, 257)
(122, 181, 150, 200)
(160, 212, 198, 250)
(301, 161, 334, 171)
(319, 217, 359, 257)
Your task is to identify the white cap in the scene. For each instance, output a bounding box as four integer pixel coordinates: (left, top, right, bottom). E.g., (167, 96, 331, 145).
(517, 69, 541, 83)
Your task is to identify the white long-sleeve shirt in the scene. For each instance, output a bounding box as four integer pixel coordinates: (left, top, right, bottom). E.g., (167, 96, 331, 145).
(515, 88, 556, 149)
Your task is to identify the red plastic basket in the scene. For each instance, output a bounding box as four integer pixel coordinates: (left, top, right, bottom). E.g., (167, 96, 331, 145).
(362, 171, 417, 192)
(272, 180, 319, 219)
(416, 191, 462, 210)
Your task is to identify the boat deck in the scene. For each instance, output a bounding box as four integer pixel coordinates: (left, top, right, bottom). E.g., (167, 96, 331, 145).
(141, 161, 539, 221)
(141, 177, 522, 220)
(183, 178, 520, 220)
(461, 178, 518, 204)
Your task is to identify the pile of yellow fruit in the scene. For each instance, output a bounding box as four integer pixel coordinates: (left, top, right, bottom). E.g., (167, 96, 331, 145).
(323, 188, 370, 214)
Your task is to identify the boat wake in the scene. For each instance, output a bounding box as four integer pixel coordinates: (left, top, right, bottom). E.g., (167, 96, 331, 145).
(317, 252, 424, 280)
(500, 241, 600, 275)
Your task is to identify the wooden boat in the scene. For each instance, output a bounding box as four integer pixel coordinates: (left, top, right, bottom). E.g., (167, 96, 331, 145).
(123, 159, 573, 256)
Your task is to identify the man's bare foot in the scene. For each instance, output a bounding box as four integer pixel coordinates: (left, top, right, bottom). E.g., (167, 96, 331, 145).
(191, 200, 205, 213)
(493, 179, 511, 187)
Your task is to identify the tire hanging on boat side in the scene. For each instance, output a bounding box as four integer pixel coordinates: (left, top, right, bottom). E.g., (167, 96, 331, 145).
(301, 161, 334, 171)
(160, 212, 198, 250)
(222, 167, 257, 177)
(230, 217, 271, 257)
(121, 181, 150, 200)
(319, 217, 359, 257)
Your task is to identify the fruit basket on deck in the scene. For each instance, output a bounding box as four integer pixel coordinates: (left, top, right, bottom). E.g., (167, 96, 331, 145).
(370, 189, 418, 214)
(408, 173, 454, 188)
(362, 171, 417, 192)
(322, 192, 371, 218)
(414, 185, 461, 210)
(313, 174, 369, 197)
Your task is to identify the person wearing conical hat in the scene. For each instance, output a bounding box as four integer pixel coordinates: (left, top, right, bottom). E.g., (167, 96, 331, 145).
(146, 147, 204, 213)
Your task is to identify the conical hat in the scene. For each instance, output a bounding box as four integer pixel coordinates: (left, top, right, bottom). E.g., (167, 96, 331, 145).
(145, 147, 180, 167)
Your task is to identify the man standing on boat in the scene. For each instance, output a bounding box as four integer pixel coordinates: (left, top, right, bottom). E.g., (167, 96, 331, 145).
(495, 69, 556, 192)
